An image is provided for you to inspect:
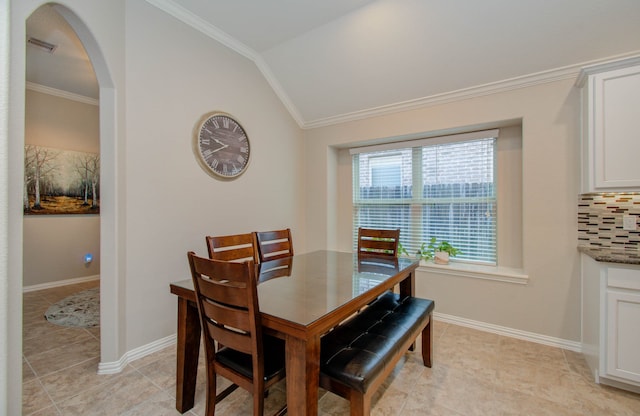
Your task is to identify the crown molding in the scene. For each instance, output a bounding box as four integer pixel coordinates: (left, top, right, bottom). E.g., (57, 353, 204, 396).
(145, 0, 256, 61)
(142, 0, 640, 130)
(253, 56, 305, 126)
(303, 67, 576, 129)
(575, 53, 640, 87)
(26, 82, 99, 106)
(303, 50, 640, 129)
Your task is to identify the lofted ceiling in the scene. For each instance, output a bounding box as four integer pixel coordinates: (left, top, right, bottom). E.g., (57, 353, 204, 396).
(26, 0, 640, 128)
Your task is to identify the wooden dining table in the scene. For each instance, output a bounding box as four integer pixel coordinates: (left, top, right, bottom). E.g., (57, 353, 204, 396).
(169, 250, 419, 415)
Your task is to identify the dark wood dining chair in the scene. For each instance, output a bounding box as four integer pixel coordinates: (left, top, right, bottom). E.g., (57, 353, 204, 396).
(357, 227, 400, 257)
(205, 233, 260, 263)
(187, 252, 286, 416)
(255, 229, 294, 262)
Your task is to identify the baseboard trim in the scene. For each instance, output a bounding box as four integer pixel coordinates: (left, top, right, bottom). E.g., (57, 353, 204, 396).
(97, 313, 583, 375)
(599, 376, 640, 394)
(434, 312, 583, 352)
(98, 334, 176, 375)
(23, 275, 100, 293)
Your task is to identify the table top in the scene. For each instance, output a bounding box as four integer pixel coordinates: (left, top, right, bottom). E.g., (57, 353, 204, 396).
(171, 250, 418, 328)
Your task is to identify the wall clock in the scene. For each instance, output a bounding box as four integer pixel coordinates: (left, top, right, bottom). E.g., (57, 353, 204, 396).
(194, 112, 251, 179)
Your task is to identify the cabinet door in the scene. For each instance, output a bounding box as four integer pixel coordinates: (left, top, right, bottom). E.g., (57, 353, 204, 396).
(606, 290, 640, 382)
(591, 65, 640, 189)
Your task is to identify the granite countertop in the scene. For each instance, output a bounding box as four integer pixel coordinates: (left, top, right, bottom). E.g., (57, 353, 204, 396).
(578, 246, 640, 265)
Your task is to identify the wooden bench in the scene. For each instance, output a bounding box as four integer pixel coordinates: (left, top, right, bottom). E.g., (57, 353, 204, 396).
(319, 292, 434, 416)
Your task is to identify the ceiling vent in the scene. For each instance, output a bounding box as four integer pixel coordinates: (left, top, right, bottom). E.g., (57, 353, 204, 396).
(27, 37, 57, 53)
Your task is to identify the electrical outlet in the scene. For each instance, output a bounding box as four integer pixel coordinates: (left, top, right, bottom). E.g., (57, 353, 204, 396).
(623, 215, 637, 231)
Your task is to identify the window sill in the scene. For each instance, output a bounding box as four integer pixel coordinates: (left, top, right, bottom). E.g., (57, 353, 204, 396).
(416, 260, 528, 285)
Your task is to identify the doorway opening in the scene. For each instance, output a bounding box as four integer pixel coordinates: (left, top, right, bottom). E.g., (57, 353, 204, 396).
(21, 2, 119, 373)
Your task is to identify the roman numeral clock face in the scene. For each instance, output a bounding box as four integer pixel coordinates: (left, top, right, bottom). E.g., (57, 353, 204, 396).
(194, 112, 250, 179)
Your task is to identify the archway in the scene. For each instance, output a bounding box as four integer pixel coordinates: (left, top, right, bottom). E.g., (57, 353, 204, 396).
(19, 2, 120, 372)
(8, 2, 122, 411)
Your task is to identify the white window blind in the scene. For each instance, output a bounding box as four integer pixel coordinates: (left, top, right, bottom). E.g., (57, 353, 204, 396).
(352, 130, 497, 264)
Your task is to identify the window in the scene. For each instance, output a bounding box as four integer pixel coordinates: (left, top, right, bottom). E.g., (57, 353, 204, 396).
(352, 130, 498, 264)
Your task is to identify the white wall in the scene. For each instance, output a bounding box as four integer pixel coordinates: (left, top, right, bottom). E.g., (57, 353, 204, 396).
(23, 216, 100, 286)
(124, 0, 304, 350)
(25, 89, 99, 153)
(6, 1, 304, 411)
(23, 89, 100, 287)
(304, 78, 582, 342)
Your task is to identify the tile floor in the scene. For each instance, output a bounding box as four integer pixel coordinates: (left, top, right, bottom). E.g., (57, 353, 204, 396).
(23, 281, 640, 415)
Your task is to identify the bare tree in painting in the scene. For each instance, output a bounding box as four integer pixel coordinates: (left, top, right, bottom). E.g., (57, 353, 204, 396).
(24, 145, 60, 211)
(74, 154, 91, 205)
(24, 146, 36, 211)
(88, 154, 100, 208)
(73, 153, 100, 207)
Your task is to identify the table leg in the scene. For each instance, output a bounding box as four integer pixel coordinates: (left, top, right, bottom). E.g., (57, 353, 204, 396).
(400, 271, 417, 350)
(399, 270, 415, 298)
(285, 334, 320, 415)
(175, 298, 201, 413)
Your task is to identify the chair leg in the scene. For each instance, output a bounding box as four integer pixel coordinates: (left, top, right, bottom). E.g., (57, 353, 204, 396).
(253, 390, 264, 416)
(205, 367, 217, 416)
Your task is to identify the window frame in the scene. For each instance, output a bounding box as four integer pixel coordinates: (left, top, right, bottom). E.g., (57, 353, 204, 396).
(351, 129, 499, 265)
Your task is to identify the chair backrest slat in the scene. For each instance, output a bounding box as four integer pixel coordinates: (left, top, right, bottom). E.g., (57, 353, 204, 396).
(255, 228, 294, 262)
(200, 297, 252, 333)
(206, 233, 259, 263)
(205, 320, 253, 355)
(197, 279, 249, 309)
(357, 227, 400, 257)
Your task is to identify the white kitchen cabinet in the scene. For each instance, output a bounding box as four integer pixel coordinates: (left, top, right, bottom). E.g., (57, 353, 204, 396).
(606, 267, 640, 383)
(581, 254, 640, 392)
(577, 56, 640, 192)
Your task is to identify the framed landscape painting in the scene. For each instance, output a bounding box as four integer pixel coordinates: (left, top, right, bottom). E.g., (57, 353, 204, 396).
(24, 145, 100, 215)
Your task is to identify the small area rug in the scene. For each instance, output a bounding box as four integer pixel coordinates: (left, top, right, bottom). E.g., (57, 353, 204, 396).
(44, 287, 100, 328)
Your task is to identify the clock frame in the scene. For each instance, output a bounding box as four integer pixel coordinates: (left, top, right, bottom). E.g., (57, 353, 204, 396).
(193, 112, 251, 179)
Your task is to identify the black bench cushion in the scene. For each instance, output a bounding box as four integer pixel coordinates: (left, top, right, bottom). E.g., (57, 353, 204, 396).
(320, 292, 434, 393)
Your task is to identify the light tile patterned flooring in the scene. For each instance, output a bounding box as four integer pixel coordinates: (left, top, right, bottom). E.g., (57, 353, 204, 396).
(23, 281, 640, 415)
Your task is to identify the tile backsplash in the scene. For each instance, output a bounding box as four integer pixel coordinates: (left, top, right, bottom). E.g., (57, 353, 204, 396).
(578, 193, 640, 249)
